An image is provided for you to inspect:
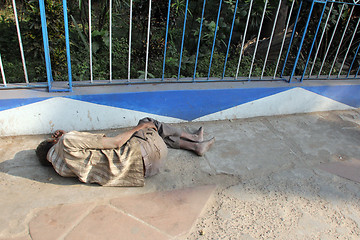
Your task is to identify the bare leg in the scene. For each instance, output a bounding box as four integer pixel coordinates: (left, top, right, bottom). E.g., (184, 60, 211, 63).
(180, 127, 204, 142)
(179, 137, 215, 156)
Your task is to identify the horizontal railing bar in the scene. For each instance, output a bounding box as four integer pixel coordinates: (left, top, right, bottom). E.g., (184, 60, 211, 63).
(4, 76, 360, 90)
(296, 76, 359, 81)
(324, 0, 360, 6)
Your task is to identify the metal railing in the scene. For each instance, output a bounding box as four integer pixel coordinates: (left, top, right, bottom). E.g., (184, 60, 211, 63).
(0, 0, 359, 92)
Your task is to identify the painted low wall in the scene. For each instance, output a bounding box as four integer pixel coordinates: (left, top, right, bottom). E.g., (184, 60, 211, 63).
(0, 82, 359, 136)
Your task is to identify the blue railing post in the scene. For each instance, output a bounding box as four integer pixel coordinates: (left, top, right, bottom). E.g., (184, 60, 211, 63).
(193, 0, 207, 81)
(207, 0, 223, 80)
(300, 0, 327, 82)
(281, 0, 303, 80)
(289, 0, 314, 82)
(222, 0, 239, 80)
(347, 42, 360, 78)
(63, 0, 73, 91)
(38, 0, 72, 92)
(38, 0, 54, 90)
(162, 0, 172, 81)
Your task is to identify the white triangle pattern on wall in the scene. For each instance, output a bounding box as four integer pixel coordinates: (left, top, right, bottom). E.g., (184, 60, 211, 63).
(0, 87, 354, 136)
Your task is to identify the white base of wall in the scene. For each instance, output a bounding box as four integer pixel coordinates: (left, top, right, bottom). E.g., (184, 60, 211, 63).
(0, 85, 358, 136)
(194, 88, 354, 122)
(0, 97, 183, 136)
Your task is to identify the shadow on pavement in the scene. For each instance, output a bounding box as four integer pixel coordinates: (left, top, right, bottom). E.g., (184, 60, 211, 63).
(0, 150, 80, 186)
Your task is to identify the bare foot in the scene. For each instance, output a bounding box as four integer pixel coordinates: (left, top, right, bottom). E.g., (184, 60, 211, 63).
(195, 137, 215, 156)
(194, 127, 204, 142)
(182, 127, 204, 142)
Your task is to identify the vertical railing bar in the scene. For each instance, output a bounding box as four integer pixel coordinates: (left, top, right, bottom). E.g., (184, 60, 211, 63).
(193, 0, 207, 81)
(128, 0, 133, 81)
(178, 0, 189, 80)
(162, 0, 171, 81)
(318, 3, 344, 77)
(145, 0, 152, 80)
(280, 0, 303, 78)
(273, 0, 295, 79)
(222, 0, 239, 80)
(207, 0, 223, 80)
(308, 2, 333, 77)
(261, 0, 282, 79)
(356, 64, 360, 78)
(300, 1, 327, 82)
(39, 0, 54, 90)
(338, 12, 360, 77)
(0, 53, 6, 87)
(248, 0, 268, 79)
(109, 0, 113, 82)
(12, 0, 29, 84)
(235, 0, 253, 80)
(289, 0, 315, 83)
(327, 4, 354, 78)
(89, 0, 93, 83)
(63, 0, 73, 91)
(347, 41, 360, 78)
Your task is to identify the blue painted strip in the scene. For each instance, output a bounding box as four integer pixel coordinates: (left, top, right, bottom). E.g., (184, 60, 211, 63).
(300, 1, 326, 82)
(66, 88, 289, 121)
(222, 0, 239, 80)
(207, 0, 223, 80)
(303, 85, 360, 108)
(281, 0, 303, 79)
(2, 85, 359, 121)
(177, 0, 189, 80)
(162, 0, 172, 81)
(290, 0, 314, 82)
(0, 97, 50, 111)
(193, 0, 207, 81)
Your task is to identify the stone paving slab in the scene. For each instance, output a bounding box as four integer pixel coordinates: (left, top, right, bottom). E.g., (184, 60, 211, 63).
(110, 185, 215, 237)
(29, 203, 96, 240)
(5, 186, 215, 240)
(0, 109, 360, 239)
(65, 205, 169, 240)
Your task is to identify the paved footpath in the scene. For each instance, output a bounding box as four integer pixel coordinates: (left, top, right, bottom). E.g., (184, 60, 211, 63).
(0, 109, 360, 240)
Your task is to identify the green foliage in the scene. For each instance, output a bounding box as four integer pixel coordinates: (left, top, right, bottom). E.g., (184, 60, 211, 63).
(1, 0, 358, 83)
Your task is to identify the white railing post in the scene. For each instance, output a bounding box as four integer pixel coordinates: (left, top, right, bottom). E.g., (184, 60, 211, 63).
(12, 0, 29, 84)
(0, 53, 6, 87)
(128, 0, 133, 81)
(145, 0, 152, 80)
(89, 0, 93, 83)
(109, 0, 113, 82)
